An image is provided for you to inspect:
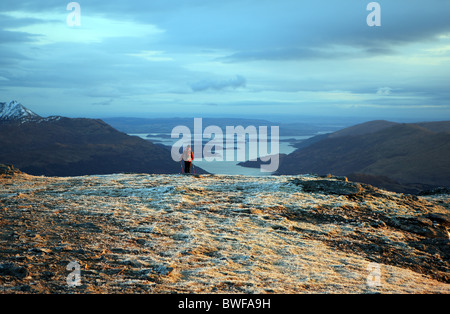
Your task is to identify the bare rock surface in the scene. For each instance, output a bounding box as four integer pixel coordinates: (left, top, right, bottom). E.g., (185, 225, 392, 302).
(0, 164, 22, 177)
(0, 172, 449, 294)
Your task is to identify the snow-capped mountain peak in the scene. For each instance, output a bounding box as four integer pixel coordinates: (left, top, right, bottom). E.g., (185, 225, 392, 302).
(0, 100, 41, 122)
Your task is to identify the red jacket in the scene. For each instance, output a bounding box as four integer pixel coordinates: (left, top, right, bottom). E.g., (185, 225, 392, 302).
(182, 148, 194, 162)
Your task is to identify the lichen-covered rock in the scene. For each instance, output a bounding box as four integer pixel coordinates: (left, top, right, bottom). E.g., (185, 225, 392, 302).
(290, 178, 363, 195)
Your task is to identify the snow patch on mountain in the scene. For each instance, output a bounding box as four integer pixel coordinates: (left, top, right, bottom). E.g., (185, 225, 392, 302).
(0, 100, 64, 124)
(0, 100, 41, 122)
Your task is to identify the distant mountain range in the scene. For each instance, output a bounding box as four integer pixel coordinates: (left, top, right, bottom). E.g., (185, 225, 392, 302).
(0, 100, 202, 176)
(275, 120, 450, 193)
(102, 117, 343, 136)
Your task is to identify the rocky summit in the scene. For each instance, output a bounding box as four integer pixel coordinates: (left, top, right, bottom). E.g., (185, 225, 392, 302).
(0, 171, 449, 294)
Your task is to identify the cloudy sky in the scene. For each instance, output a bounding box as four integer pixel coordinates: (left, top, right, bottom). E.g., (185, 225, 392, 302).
(0, 0, 449, 122)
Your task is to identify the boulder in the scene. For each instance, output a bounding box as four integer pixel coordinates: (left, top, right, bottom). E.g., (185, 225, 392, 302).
(427, 213, 450, 227)
(388, 217, 448, 239)
(418, 187, 450, 196)
(291, 179, 363, 196)
(0, 164, 22, 176)
(0, 263, 28, 279)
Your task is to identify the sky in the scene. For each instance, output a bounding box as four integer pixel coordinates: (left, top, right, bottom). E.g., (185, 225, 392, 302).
(0, 0, 449, 122)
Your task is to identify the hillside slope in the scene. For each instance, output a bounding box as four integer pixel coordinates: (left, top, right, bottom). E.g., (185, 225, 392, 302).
(0, 101, 206, 176)
(277, 121, 450, 189)
(0, 117, 186, 176)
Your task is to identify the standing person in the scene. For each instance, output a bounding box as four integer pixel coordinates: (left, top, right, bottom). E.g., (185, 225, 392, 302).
(181, 145, 194, 174)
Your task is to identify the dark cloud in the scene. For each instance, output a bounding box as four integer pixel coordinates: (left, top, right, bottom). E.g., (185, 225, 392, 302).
(91, 98, 114, 106)
(0, 13, 49, 28)
(3, 1, 449, 56)
(221, 46, 362, 62)
(0, 29, 39, 44)
(221, 0, 450, 62)
(191, 75, 246, 92)
(0, 0, 62, 12)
